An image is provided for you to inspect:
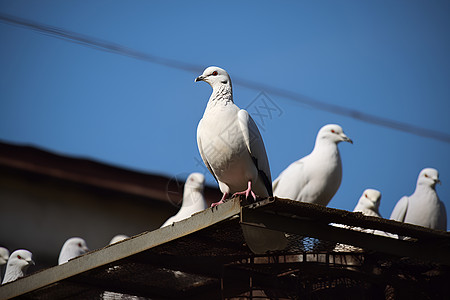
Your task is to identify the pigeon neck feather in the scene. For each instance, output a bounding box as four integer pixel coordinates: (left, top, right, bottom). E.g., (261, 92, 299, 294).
(414, 182, 438, 199)
(312, 137, 339, 156)
(3, 264, 27, 283)
(181, 189, 205, 210)
(208, 84, 233, 107)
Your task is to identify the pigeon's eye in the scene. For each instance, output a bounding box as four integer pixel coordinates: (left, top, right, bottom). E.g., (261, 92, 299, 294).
(364, 193, 368, 198)
(424, 174, 429, 178)
(212, 71, 218, 76)
(78, 243, 82, 247)
(17, 255, 22, 260)
(331, 129, 335, 133)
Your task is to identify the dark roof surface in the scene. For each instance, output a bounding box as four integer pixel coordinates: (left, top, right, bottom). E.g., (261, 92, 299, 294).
(0, 141, 221, 204)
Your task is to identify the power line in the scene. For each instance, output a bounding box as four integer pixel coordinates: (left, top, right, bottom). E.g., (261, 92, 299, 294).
(1, 12, 449, 144)
(232, 78, 450, 144)
(0, 13, 203, 74)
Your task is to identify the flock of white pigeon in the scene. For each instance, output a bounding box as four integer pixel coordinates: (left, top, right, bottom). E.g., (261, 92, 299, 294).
(0, 66, 447, 285)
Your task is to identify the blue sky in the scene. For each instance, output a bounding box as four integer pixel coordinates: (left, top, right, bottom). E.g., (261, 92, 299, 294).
(1, 1, 449, 229)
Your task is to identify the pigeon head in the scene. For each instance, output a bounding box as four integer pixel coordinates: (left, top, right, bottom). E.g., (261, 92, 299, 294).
(317, 124, 353, 144)
(109, 235, 129, 245)
(195, 66, 231, 88)
(184, 172, 205, 191)
(182, 172, 206, 208)
(58, 237, 89, 264)
(360, 188, 381, 210)
(417, 168, 440, 188)
(7, 249, 34, 270)
(0, 247, 10, 265)
(64, 237, 89, 253)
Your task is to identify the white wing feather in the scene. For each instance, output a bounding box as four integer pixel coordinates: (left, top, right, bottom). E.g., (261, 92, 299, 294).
(390, 196, 409, 222)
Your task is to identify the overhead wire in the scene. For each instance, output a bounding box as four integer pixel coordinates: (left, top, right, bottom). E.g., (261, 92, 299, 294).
(1, 12, 449, 144)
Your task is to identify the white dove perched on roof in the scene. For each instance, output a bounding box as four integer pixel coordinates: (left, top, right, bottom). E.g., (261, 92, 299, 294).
(195, 66, 287, 254)
(390, 168, 447, 231)
(2, 249, 34, 284)
(333, 189, 393, 252)
(109, 235, 129, 245)
(0, 247, 9, 265)
(0, 247, 10, 283)
(196, 66, 273, 205)
(353, 189, 397, 238)
(353, 189, 382, 218)
(349, 188, 390, 236)
(161, 172, 208, 227)
(58, 237, 90, 265)
(273, 124, 352, 206)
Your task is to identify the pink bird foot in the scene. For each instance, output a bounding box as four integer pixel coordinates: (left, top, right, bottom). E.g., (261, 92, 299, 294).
(211, 192, 229, 208)
(232, 180, 256, 200)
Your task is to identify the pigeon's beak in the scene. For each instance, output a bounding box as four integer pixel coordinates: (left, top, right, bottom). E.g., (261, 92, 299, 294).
(195, 75, 205, 82)
(342, 134, 353, 144)
(27, 259, 35, 266)
(435, 178, 441, 185)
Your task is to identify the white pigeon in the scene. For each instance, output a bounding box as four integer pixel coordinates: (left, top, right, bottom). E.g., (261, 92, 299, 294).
(353, 189, 382, 218)
(109, 235, 129, 245)
(353, 189, 398, 239)
(161, 172, 208, 227)
(334, 189, 392, 252)
(58, 237, 90, 265)
(390, 168, 447, 230)
(0, 247, 10, 283)
(196, 66, 273, 204)
(350, 188, 390, 236)
(0, 247, 9, 266)
(2, 249, 34, 284)
(195, 66, 287, 254)
(273, 124, 352, 206)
